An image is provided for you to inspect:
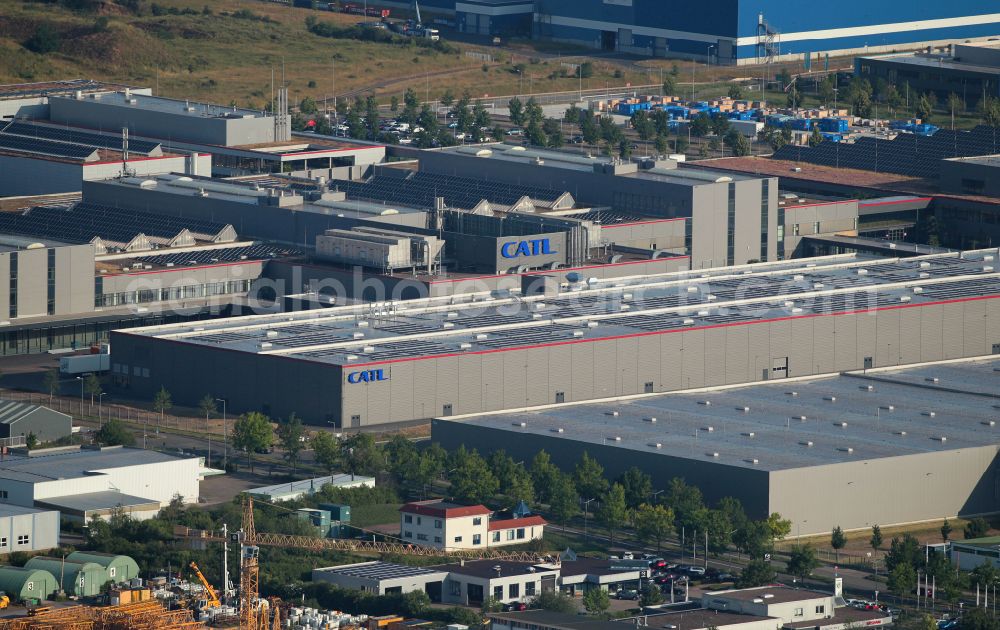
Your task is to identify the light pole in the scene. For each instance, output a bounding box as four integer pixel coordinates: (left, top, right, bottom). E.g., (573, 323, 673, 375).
(75, 377, 84, 415)
(216, 398, 228, 468)
(582, 497, 596, 540)
(98, 393, 106, 425)
(650, 489, 664, 503)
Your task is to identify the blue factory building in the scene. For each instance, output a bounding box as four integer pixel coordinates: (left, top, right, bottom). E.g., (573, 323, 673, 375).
(521, 1, 1000, 64)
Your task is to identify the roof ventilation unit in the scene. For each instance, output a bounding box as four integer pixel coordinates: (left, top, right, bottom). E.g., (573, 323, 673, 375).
(861, 385, 875, 391)
(824, 396, 837, 402)
(793, 274, 804, 281)
(352, 332, 365, 339)
(895, 431, 907, 436)
(880, 404, 895, 411)
(551, 428, 564, 433)
(934, 436, 947, 442)
(698, 400, 712, 406)
(644, 417, 657, 423)
(791, 307, 803, 313)
(357, 321, 370, 327)
(925, 377, 939, 383)
(986, 255, 996, 262)
(982, 420, 996, 427)
(796, 415, 807, 421)
(362, 346, 375, 353)
(707, 294, 717, 301)
(753, 598, 764, 604)
(572, 330, 585, 337)
(787, 391, 798, 397)
(742, 432, 756, 438)
(687, 286, 699, 293)
(697, 309, 709, 316)
(460, 343, 472, 350)
(707, 452, 720, 458)
(900, 296, 911, 303)
(620, 304, 631, 312)
(587, 321, 599, 328)
(513, 422, 527, 428)
(857, 269, 868, 275)
(913, 287, 924, 294)
(922, 411, 936, 417)
(920, 261, 931, 268)
(622, 293, 633, 301)
(800, 441, 814, 447)
(606, 410, 620, 417)
(650, 443, 663, 449)
(702, 426, 715, 432)
(985, 266, 995, 272)
(836, 421, 848, 428)
(814, 282, 825, 289)
(258, 342, 272, 350)
(746, 458, 760, 465)
(475, 334, 488, 340)
(838, 447, 854, 453)
(446, 312, 458, 319)
(919, 272, 930, 278)
(610, 436, 622, 442)
(763, 594, 775, 599)
(532, 313, 543, 319)
(442, 322, 454, 329)
(345, 354, 358, 361)
(683, 318, 695, 325)
(738, 406, 750, 413)
(265, 330, 278, 338)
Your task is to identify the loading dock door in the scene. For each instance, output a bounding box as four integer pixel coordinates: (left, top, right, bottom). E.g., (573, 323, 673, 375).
(771, 357, 788, 378)
(426, 581, 442, 602)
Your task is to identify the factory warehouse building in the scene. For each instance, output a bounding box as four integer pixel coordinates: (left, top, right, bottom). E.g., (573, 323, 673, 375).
(434, 356, 1000, 536)
(110, 249, 1000, 428)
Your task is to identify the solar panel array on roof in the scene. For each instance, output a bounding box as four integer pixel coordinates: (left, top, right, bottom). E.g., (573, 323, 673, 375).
(563, 209, 648, 224)
(333, 171, 566, 210)
(0, 202, 233, 247)
(1, 121, 161, 155)
(0, 133, 99, 160)
(772, 125, 1000, 179)
(129, 244, 298, 267)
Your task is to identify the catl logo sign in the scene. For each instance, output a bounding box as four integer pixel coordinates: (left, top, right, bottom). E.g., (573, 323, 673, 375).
(500, 238, 556, 259)
(347, 369, 389, 384)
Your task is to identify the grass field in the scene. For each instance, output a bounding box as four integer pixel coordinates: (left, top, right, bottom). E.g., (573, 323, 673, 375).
(1, 0, 664, 109)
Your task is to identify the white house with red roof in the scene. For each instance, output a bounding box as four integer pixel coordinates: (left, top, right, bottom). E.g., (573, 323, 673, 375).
(399, 500, 546, 550)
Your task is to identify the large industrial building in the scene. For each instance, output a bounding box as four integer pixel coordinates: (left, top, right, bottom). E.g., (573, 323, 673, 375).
(434, 355, 1000, 536)
(111, 248, 1000, 428)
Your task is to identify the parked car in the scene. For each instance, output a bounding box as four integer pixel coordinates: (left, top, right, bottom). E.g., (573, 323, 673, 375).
(504, 602, 527, 612)
(616, 589, 639, 601)
(621, 552, 635, 560)
(506, 128, 524, 136)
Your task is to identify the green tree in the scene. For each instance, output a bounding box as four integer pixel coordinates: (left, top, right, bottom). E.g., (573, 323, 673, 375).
(232, 411, 274, 472)
(662, 74, 677, 97)
(738, 558, 776, 588)
(690, 112, 711, 137)
(42, 368, 60, 404)
(440, 89, 455, 108)
(728, 84, 744, 100)
(887, 561, 916, 596)
(598, 483, 628, 548)
(94, 418, 135, 447)
(564, 104, 582, 125)
(543, 118, 564, 148)
(548, 471, 579, 527)
(481, 596, 502, 613)
(582, 587, 609, 616)
(634, 503, 674, 552)
(916, 92, 934, 122)
(766, 513, 792, 542)
(390, 95, 399, 113)
(711, 113, 731, 138)
(818, 76, 835, 107)
(725, 128, 751, 156)
(531, 590, 577, 614)
(959, 608, 1000, 630)
(508, 96, 525, 127)
(341, 433, 382, 476)
(84, 373, 102, 406)
(966, 517, 990, 539)
(885, 534, 922, 574)
(886, 85, 902, 114)
(786, 544, 820, 582)
(530, 450, 560, 502)
(668, 478, 708, 534)
(787, 86, 801, 110)
(941, 518, 953, 542)
(581, 115, 599, 145)
(300, 96, 318, 114)
(276, 413, 306, 473)
(981, 96, 1000, 127)
(527, 120, 547, 147)
(870, 524, 883, 551)
(618, 467, 653, 509)
(311, 431, 341, 474)
(577, 62, 594, 79)
(489, 450, 534, 505)
(654, 134, 669, 155)
(808, 125, 824, 147)
(970, 561, 998, 593)
(25, 432, 37, 450)
(640, 582, 662, 606)
(401, 87, 420, 125)
(152, 386, 172, 429)
(24, 24, 61, 54)
(198, 394, 216, 426)
(573, 452, 608, 499)
(472, 103, 492, 140)
(449, 449, 499, 504)
(734, 519, 774, 559)
(947, 92, 965, 129)
(831, 526, 847, 562)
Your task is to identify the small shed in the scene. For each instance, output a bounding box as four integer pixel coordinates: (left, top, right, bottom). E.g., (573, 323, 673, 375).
(0, 400, 72, 444)
(67, 551, 140, 583)
(0, 566, 58, 601)
(25, 557, 107, 597)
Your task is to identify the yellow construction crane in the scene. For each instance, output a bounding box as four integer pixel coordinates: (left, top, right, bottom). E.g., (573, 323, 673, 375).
(188, 561, 222, 611)
(179, 496, 554, 629)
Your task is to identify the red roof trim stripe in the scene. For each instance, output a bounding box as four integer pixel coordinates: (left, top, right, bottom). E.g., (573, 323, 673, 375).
(488, 515, 547, 530)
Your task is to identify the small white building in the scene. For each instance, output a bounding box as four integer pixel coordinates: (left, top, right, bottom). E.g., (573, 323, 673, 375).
(0, 445, 203, 520)
(0, 504, 59, 553)
(439, 560, 560, 606)
(399, 500, 546, 550)
(703, 587, 836, 624)
(245, 474, 375, 503)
